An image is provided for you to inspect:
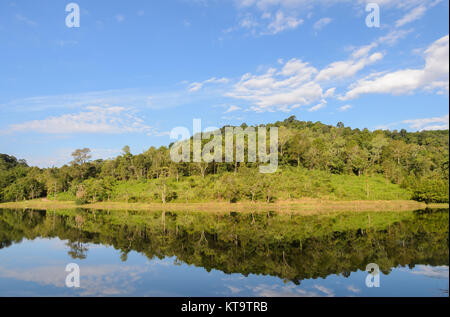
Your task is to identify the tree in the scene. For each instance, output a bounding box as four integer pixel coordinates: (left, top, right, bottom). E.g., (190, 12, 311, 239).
(288, 130, 311, 168)
(0, 116, 448, 205)
(71, 148, 92, 181)
(195, 162, 208, 178)
(412, 177, 449, 204)
(241, 168, 262, 202)
(221, 174, 240, 203)
(71, 148, 92, 165)
(278, 126, 294, 158)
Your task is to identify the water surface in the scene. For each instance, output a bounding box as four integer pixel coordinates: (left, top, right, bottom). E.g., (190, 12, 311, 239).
(0, 208, 448, 297)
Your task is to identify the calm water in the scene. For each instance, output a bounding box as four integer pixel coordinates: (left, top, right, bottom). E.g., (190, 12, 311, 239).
(0, 208, 448, 297)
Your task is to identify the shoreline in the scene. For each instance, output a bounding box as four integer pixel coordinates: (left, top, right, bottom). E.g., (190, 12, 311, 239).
(0, 199, 447, 214)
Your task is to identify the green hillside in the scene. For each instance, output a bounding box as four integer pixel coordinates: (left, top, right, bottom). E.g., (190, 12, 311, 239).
(1, 116, 448, 204)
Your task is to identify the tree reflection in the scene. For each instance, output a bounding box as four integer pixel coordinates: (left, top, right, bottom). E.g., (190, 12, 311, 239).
(66, 240, 88, 259)
(0, 208, 448, 283)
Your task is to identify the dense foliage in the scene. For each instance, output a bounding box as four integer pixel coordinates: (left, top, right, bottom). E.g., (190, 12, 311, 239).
(0, 117, 448, 203)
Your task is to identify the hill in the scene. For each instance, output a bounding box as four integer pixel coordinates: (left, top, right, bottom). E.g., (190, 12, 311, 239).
(0, 116, 448, 204)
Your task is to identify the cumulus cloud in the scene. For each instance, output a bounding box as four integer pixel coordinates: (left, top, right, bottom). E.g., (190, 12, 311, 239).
(226, 40, 383, 112)
(316, 49, 383, 81)
(341, 35, 449, 100)
(227, 59, 323, 112)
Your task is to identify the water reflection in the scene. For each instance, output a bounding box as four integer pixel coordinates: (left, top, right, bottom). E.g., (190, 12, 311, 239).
(0, 208, 448, 297)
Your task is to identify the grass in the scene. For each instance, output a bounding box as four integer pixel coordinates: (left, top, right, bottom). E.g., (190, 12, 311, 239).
(0, 198, 447, 215)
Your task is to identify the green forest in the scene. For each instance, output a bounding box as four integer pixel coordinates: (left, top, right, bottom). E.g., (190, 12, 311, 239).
(1, 116, 448, 204)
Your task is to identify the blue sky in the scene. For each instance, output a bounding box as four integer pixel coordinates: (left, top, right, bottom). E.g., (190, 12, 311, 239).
(0, 0, 448, 167)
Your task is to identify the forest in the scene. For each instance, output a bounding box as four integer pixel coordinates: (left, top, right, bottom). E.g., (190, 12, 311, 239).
(0, 116, 448, 204)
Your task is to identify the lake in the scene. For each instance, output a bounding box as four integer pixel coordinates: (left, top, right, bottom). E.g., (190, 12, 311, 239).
(0, 208, 448, 297)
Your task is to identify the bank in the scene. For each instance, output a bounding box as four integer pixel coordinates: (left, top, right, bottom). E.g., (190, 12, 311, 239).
(0, 198, 447, 214)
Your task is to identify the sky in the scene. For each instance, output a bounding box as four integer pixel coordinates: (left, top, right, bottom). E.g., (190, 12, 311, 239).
(0, 0, 448, 167)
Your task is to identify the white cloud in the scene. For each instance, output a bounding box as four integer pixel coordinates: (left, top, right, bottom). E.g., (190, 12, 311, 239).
(377, 29, 412, 45)
(339, 104, 352, 111)
(115, 14, 125, 22)
(316, 51, 383, 82)
(308, 99, 327, 112)
(341, 35, 449, 100)
(0, 254, 166, 296)
(240, 14, 260, 30)
(395, 6, 427, 27)
(235, 0, 433, 12)
(247, 283, 336, 297)
(224, 105, 242, 113)
(410, 265, 449, 279)
(188, 77, 229, 92)
(379, 114, 449, 131)
(227, 59, 325, 112)
(231, 10, 303, 35)
(402, 114, 449, 131)
(313, 17, 332, 30)
(216, 0, 439, 37)
(226, 286, 244, 295)
(347, 285, 361, 294)
(395, 0, 442, 27)
(266, 11, 304, 34)
(7, 106, 158, 135)
(313, 285, 335, 297)
(226, 39, 386, 112)
(248, 283, 321, 297)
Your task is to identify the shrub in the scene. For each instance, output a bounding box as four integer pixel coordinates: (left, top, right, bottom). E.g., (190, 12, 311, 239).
(412, 178, 449, 204)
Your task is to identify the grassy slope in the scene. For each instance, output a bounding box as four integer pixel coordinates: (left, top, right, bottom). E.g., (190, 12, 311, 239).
(54, 167, 413, 204)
